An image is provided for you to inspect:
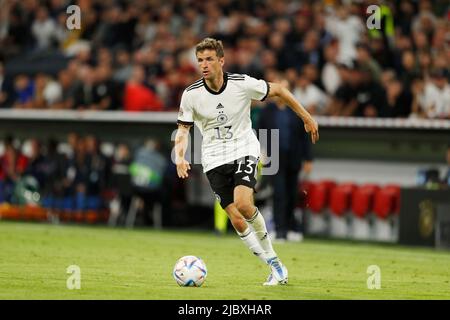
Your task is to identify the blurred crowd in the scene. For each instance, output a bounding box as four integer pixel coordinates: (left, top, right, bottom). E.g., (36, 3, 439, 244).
(0, 133, 174, 224)
(0, 0, 449, 118)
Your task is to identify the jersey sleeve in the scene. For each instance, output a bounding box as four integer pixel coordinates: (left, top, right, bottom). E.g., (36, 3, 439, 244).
(177, 90, 194, 126)
(244, 74, 270, 102)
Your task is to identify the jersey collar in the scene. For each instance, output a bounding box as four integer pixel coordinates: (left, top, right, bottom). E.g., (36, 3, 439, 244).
(203, 72, 228, 95)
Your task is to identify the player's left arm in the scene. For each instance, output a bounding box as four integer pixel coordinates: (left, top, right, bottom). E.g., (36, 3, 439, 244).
(267, 82, 319, 144)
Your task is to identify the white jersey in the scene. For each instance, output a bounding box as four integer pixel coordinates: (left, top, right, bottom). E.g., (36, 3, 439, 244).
(177, 72, 269, 172)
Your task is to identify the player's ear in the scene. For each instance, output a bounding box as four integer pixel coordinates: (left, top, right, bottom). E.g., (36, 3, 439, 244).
(219, 56, 225, 67)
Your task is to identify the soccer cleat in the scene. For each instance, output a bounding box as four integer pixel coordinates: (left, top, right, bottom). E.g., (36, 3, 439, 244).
(263, 258, 288, 286)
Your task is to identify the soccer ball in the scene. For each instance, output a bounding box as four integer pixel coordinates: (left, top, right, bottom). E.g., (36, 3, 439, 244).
(173, 255, 207, 287)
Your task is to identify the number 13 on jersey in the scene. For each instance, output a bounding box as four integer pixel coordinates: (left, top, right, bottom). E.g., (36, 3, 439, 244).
(214, 125, 233, 140)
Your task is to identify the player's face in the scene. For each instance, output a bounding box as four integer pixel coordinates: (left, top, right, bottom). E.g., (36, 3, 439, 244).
(196, 49, 224, 80)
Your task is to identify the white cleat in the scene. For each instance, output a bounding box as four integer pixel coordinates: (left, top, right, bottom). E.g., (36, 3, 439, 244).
(263, 258, 288, 286)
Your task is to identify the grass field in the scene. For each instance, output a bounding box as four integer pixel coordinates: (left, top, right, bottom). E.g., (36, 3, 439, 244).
(0, 221, 449, 300)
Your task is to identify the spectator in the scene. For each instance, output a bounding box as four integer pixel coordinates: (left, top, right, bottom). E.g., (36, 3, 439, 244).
(0, 60, 14, 108)
(23, 139, 47, 188)
(42, 137, 67, 201)
(325, 4, 364, 63)
(33, 73, 50, 109)
(129, 139, 167, 225)
(412, 68, 450, 119)
(326, 61, 361, 116)
(12, 74, 34, 109)
(123, 65, 163, 112)
(53, 70, 76, 109)
(31, 6, 57, 50)
(93, 64, 116, 110)
(113, 48, 134, 83)
(297, 30, 324, 71)
(0, 136, 28, 202)
(381, 71, 413, 118)
(293, 70, 328, 115)
(356, 42, 382, 83)
(85, 135, 111, 200)
(354, 66, 389, 118)
(395, 0, 416, 36)
(400, 50, 420, 90)
(321, 40, 341, 95)
(258, 78, 313, 241)
(72, 65, 101, 110)
(64, 136, 89, 209)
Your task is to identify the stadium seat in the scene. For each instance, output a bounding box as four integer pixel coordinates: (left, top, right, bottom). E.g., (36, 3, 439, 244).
(385, 184, 401, 215)
(85, 210, 99, 224)
(86, 196, 101, 210)
(373, 184, 401, 219)
(24, 205, 48, 221)
(62, 197, 74, 210)
(351, 184, 380, 218)
(306, 180, 336, 213)
(74, 211, 84, 223)
(0, 181, 4, 203)
(41, 196, 53, 208)
(330, 183, 357, 217)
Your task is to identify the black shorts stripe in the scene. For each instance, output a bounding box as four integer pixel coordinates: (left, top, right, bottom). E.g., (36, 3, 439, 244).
(177, 120, 194, 126)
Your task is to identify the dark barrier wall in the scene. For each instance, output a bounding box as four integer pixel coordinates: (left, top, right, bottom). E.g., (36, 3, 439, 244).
(399, 188, 450, 247)
(1, 111, 449, 163)
(436, 204, 450, 249)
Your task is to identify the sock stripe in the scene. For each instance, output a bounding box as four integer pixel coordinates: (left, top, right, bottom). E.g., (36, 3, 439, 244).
(238, 229, 251, 238)
(245, 208, 259, 223)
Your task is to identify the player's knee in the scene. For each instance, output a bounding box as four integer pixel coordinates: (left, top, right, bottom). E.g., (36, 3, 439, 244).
(234, 200, 253, 216)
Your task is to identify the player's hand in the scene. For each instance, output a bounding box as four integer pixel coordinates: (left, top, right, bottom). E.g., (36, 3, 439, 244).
(304, 117, 319, 144)
(303, 161, 313, 174)
(176, 158, 191, 179)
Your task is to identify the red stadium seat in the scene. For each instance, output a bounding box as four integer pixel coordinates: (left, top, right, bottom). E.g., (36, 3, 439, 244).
(351, 184, 380, 218)
(306, 180, 336, 213)
(330, 183, 357, 217)
(385, 184, 401, 214)
(85, 210, 99, 224)
(373, 185, 401, 219)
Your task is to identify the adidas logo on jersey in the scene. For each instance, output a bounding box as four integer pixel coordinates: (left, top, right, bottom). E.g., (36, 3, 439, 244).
(242, 176, 251, 182)
(216, 103, 224, 109)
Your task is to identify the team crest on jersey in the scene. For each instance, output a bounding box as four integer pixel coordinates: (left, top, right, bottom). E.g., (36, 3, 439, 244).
(217, 111, 228, 124)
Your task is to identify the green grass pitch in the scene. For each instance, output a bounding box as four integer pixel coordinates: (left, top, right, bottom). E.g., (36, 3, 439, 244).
(0, 221, 449, 300)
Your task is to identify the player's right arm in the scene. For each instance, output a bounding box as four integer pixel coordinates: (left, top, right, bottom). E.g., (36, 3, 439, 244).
(174, 123, 192, 179)
(176, 90, 194, 179)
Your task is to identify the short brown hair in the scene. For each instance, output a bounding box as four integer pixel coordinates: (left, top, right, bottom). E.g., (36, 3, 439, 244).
(195, 38, 224, 58)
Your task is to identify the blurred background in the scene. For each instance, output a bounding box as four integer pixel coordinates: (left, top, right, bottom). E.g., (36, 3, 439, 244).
(0, 0, 449, 248)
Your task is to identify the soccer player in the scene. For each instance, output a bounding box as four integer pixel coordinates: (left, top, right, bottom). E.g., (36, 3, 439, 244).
(174, 38, 319, 286)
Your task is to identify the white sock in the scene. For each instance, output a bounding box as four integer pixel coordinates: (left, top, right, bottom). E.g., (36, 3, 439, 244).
(246, 208, 277, 261)
(237, 227, 268, 264)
